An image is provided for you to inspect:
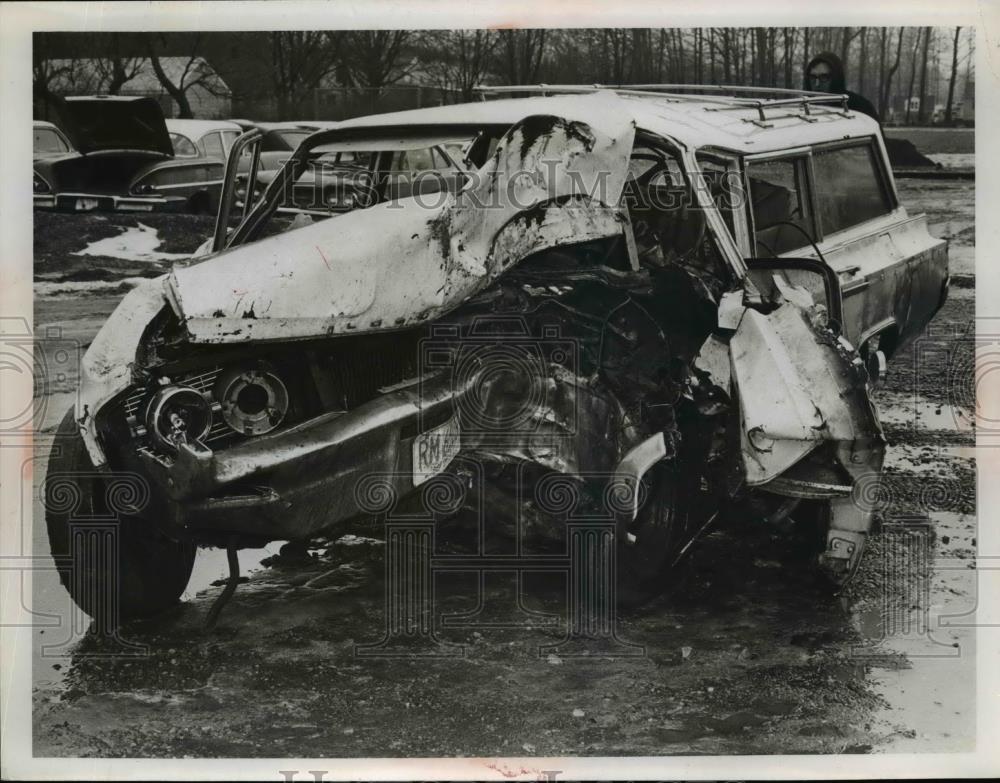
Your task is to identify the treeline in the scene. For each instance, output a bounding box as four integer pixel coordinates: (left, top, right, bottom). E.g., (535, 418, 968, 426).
(34, 27, 974, 123)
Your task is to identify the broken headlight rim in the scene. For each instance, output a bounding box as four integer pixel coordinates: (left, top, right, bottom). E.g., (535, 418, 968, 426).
(213, 362, 289, 436)
(145, 385, 213, 451)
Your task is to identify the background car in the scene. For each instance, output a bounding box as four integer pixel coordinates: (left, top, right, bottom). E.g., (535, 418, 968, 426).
(33, 96, 230, 214)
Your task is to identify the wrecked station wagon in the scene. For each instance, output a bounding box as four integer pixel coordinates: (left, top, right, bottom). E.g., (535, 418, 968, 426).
(45, 86, 949, 622)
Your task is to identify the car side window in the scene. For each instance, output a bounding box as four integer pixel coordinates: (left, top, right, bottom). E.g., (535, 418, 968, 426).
(695, 156, 738, 240)
(812, 142, 893, 235)
(202, 132, 225, 159)
(746, 157, 814, 256)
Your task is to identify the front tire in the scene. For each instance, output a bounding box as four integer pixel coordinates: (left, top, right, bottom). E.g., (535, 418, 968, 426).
(616, 460, 694, 607)
(44, 408, 196, 625)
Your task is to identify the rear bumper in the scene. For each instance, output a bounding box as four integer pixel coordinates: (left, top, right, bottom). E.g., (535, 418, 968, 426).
(34, 192, 186, 213)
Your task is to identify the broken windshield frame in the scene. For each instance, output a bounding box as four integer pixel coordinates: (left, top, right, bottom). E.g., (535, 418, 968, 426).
(222, 124, 507, 250)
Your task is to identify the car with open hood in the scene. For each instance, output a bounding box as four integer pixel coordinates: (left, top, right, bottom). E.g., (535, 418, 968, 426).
(44, 86, 948, 624)
(33, 96, 230, 214)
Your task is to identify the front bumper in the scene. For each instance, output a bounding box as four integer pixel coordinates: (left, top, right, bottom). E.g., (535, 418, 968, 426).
(131, 371, 463, 542)
(34, 192, 186, 213)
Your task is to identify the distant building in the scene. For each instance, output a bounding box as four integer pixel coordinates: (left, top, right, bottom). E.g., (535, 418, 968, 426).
(43, 57, 232, 118)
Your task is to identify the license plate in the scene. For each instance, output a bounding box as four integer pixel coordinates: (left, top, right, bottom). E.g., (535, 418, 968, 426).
(412, 416, 460, 485)
(75, 198, 99, 211)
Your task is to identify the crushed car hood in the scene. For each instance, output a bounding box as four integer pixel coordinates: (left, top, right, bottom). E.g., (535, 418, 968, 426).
(167, 98, 637, 344)
(60, 96, 173, 157)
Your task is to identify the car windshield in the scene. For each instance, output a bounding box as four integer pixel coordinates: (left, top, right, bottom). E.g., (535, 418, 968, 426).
(34, 127, 70, 153)
(169, 132, 199, 157)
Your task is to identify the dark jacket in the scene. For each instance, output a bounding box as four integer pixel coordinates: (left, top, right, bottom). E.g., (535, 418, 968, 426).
(804, 51, 880, 123)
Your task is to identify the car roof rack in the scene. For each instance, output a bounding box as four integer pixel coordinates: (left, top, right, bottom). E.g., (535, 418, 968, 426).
(472, 84, 852, 127)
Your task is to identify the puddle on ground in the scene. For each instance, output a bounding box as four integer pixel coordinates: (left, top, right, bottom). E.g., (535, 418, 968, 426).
(873, 390, 973, 433)
(34, 278, 147, 297)
(852, 510, 977, 752)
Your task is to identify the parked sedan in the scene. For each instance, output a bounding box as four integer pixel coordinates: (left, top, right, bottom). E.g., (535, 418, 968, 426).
(33, 96, 229, 214)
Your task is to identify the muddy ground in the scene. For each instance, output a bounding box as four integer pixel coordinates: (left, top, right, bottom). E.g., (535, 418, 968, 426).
(30, 175, 977, 758)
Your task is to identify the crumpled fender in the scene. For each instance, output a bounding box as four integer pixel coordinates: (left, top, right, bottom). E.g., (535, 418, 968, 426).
(75, 277, 168, 467)
(728, 301, 883, 486)
(166, 97, 637, 344)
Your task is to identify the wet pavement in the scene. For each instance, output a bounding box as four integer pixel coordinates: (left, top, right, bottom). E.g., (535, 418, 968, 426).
(29, 177, 977, 757)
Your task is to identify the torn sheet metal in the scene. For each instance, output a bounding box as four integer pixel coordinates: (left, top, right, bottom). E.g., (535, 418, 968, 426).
(167, 100, 636, 344)
(76, 278, 169, 466)
(729, 301, 881, 486)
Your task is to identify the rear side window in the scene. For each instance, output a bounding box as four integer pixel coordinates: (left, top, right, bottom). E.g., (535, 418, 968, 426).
(746, 157, 814, 255)
(221, 130, 241, 154)
(812, 143, 893, 235)
(202, 132, 225, 159)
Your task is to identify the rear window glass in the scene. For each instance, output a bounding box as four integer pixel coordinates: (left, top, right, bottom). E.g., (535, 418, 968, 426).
(747, 157, 813, 255)
(34, 127, 70, 153)
(812, 143, 892, 235)
(202, 132, 225, 159)
(169, 133, 198, 157)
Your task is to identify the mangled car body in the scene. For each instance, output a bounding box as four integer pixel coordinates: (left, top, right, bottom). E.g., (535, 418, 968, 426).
(45, 88, 948, 621)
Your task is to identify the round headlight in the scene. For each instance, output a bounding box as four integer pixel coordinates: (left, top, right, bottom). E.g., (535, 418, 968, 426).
(33, 173, 50, 193)
(214, 364, 289, 436)
(145, 386, 213, 450)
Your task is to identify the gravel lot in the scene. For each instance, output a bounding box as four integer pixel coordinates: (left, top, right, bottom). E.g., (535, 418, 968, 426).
(30, 174, 977, 757)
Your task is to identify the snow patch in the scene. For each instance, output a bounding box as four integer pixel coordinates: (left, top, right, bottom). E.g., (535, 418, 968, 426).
(73, 223, 191, 263)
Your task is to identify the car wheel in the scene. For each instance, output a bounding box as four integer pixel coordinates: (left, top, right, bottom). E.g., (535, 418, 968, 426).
(187, 191, 210, 215)
(616, 460, 694, 607)
(44, 408, 196, 625)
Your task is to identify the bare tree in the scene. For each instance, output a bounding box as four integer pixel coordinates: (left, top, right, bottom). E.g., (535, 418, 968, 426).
(782, 28, 795, 87)
(905, 28, 922, 123)
(497, 29, 548, 84)
(93, 33, 144, 94)
(425, 30, 497, 102)
(857, 27, 868, 98)
(342, 31, 412, 96)
(917, 26, 932, 123)
(879, 27, 904, 119)
(945, 26, 962, 124)
(145, 32, 229, 118)
(268, 31, 345, 117)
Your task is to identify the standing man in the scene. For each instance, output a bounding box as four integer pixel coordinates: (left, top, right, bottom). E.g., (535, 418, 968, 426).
(804, 51, 880, 122)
